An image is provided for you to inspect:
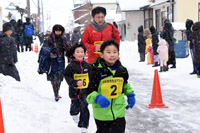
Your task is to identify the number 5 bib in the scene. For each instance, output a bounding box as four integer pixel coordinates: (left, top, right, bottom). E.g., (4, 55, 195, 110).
(74, 73, 89, 89)
(101, 77, 124, 99)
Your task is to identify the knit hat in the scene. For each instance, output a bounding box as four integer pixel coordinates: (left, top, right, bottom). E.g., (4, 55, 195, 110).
(3, 22, 12, 32)
(52, 24, 65, 34)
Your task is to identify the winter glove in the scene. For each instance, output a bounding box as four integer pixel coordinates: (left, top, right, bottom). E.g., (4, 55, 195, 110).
(126, 93, 136, 110)
(95, 94, 110, 108)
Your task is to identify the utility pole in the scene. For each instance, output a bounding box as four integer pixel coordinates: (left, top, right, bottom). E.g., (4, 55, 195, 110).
(37, 0, 41, 33)
(41, 0, 44, 32)
(26, 0, 30, 18)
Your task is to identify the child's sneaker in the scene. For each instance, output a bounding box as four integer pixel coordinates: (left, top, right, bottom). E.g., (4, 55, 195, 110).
(80, 127, 87, 133)
(72, 115, 79, 124)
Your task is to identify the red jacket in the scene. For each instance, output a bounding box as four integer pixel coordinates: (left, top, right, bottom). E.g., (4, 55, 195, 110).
(82, 22, 120, 64)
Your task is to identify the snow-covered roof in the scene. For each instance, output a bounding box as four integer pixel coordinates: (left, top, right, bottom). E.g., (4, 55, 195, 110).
(149, 0, 170, 7)
(91, 0, 117, 4)
(106, 10, 121, 21)
(118, 0, 151, 11)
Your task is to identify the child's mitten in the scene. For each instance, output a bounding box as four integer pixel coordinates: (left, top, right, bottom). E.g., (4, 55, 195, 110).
(126, 93, 136, 110)
(95, 94, 110, 108)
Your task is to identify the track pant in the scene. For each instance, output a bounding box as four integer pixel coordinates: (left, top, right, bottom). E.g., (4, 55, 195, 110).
(95, 117, 126, 133)
(70, 97, 90, 128)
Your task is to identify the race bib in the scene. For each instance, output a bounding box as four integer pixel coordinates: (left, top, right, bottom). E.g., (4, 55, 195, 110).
(74, 73, 89, 89)
(94, 41, 104, 46)
(101, 77, 124, 99)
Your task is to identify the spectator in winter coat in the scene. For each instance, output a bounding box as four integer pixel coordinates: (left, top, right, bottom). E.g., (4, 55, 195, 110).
(42, 24, 70, 101)
(157, 39, 168, 72)
(71, 24, 81, 45)
(82, 6, 120, 64)
(63, 43, 91, 133)
(189, 22, 200, 78)
(10, 19, 18, 39)
(87, 40, 135, 133)
(23, 17, 34, 51)
(0, 22, 20, 81)
(16, 19, 25, 52)
(186, 19, 197, 75)
(162, 19, 176, 70)
(150, 26, 160, 67)
(144, 28, 154, 65)
(137, 25, 146, 62)
(113, 21, 118, 29)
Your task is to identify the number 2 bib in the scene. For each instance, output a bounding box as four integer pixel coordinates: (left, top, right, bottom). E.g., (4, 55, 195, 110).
(101, 77, 124, 99)
(74, 73, 89, 89)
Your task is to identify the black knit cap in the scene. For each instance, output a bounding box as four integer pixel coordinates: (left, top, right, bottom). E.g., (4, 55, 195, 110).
(66, 42, 86, 58)
(3, 22, 12, 32)
(52, 24, 65, 34)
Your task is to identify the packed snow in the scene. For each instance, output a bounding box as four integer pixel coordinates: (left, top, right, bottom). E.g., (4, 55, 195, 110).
(0, 40, 199, 133)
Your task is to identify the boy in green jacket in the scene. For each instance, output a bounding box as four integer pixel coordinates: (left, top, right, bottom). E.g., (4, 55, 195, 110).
(87, 40, 136, 133)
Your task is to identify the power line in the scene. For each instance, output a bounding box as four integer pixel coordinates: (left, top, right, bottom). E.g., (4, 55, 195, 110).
(31, 0, 38, 7)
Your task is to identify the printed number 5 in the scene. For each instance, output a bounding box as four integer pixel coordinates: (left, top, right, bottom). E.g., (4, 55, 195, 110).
(111, 85, 117, 96)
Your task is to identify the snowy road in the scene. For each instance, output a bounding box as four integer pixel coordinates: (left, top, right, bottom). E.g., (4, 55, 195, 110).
(120, 41, 200, 133)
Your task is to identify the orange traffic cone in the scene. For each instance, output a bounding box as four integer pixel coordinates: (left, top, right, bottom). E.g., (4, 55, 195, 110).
(0, 99, 5, 133)
(146, 69, 168, 108)
(34, 44, 39, 53)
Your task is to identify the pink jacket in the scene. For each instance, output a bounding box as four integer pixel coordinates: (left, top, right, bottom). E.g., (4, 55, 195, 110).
(157, 39, 168, 60)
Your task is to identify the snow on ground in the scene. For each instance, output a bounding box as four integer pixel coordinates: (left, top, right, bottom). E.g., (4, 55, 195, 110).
(0, 40, 199, 133)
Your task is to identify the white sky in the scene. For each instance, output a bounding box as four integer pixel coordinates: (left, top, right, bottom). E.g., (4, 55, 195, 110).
(1, 0, 74, 31)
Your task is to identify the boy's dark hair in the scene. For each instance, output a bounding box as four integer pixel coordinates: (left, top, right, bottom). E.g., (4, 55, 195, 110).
(66, 42, 87, 58)
(100, 40, 119, 53)
(92, 6, 106, 17)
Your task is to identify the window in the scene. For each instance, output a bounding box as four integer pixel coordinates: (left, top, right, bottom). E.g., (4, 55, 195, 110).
(199, 3, 200, 21)
(144, 9, 153, 28)
(167, 6, 173, 22)
(161, 11, 167, 27)
(156, 9, 161, 30)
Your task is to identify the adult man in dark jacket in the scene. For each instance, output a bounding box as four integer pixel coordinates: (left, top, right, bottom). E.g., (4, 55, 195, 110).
(186, 19, 197, 75)
(23, 17, 34, 51)
(71, 24, 81, 45)
(138, 25, 146, 62)
(0, 22, 20, 81)
(163, 20, 176, 69)
(150, 26, 159, 67)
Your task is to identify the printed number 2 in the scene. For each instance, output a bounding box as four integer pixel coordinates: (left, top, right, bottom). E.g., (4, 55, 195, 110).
(111, 85, 117, 96)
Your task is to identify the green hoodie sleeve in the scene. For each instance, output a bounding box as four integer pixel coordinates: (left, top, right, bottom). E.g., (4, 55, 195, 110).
(86, 91, 99, 104)
(124, 83, 134, 95)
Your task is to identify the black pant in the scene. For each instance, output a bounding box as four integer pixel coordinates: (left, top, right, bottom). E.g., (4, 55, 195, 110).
(25, 44, 31, 51)
(167, 51, 176, 66)
(51, 81, 61, 97)
(95, 117, 126, 133)
(70, 97, 90, 128)
(140, 52, 145, 61)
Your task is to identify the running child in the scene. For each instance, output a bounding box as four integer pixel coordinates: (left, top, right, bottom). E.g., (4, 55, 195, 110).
(63, 43, 91, 133)
(87, 40, 136, 133)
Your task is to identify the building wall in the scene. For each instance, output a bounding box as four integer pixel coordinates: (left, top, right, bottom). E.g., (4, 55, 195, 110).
(73, 3, 92, 24)
(125, 11, 144, 41)
(175, 0, 200, 22)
